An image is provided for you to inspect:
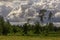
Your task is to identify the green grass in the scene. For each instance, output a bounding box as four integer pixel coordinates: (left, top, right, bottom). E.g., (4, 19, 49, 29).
(0, 36, 60, 40)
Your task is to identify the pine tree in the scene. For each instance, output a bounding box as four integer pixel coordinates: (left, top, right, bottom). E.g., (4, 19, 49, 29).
(34, 22, 41, 35)
(22, 23, 29, 35)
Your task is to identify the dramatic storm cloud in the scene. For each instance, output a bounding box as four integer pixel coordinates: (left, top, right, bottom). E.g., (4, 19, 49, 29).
(0, 0, 60, 23)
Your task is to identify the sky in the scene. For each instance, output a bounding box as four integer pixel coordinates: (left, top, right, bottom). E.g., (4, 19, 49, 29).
(0, 0, 60, 24)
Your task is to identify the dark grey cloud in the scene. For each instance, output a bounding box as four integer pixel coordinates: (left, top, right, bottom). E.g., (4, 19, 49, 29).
(0, 0, 60, 24)
(0, 0, 13, 1)
(0, 5, 12, 17)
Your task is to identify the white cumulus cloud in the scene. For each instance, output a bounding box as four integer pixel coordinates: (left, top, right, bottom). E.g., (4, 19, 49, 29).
(0, 0, 60, 23)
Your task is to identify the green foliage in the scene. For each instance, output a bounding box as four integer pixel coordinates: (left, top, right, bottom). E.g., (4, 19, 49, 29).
(48, 23, 54, 31)
(2, 20, 12, 35)
(0, 26, 3, 35)
(12, 25, 21, 34)
(22, 23, 29, 35)
(44, 24, 49, 36)
(34, 22, 41, 34)
(0, 16, 6, 35)
(0, 10, 60, 36)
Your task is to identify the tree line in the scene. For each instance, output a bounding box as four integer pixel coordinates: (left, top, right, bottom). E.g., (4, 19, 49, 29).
(0, 9, 60, 36)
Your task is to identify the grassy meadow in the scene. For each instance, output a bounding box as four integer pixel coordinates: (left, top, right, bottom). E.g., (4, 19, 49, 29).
(0, 36, 60, 40)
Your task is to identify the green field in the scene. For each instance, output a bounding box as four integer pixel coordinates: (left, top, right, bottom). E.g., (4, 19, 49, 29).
(0, 36, 60, 40)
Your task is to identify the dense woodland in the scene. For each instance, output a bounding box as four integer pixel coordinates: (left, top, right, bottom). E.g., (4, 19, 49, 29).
(0, 9, 60, 36)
